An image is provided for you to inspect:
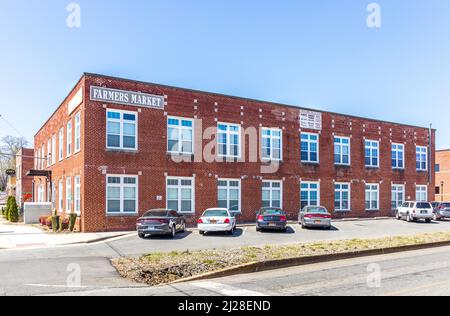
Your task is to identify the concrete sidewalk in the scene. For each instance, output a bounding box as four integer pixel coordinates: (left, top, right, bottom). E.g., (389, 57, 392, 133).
(0, 217, 134, 249)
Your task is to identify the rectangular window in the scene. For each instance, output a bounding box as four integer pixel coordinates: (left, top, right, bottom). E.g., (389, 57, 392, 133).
(51, 135, 56, 165)
(335, 183, 351, 211)
(218, 123, 241, 158)
(58, 180, 64, 212)
(392, 143, 405, 169)
(107, 110, 138, 151)
(262, 128, 282, 161)
(392, 184, 405, 210)
(262, 181, 282, 208)
(66, 177, 72, 212)
(41, 145, 45, 169)
(37, 185, 44, 203)
(436, 164, 441, 172)
(66, 121, 72, 157)
(51, 183, 56, 210)
(301, 133, 319, 163)
(166, 177, 195, 213)
(416, 185, 428, 202)
(47, 139, 52, 167)
(74, 112, 81, 153)
(416, 146, 428, 171)
(106, 175, 138, 214)
(167, 117, 194, 154)
(218, 179, 241, 212)
(365, 184, 380, 211)
(365, 140, 379, 168)
(59, 128, 64, 161)
(74, 176, 81, 215)
(334, 136, 350, 165)
(300, 182, 320, 210)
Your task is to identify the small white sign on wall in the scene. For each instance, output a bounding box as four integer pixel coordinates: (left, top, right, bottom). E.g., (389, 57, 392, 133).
(300, 110, 322, 131)
(156, 195, 163, 201)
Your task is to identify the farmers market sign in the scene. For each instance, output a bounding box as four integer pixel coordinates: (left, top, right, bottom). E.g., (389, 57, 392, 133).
(90, 86, 165, 110)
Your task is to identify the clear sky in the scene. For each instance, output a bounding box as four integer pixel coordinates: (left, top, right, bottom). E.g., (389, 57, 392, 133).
(0, 0, 449, 148)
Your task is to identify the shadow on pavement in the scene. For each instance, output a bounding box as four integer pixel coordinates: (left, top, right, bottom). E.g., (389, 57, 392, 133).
(200, 228, 245, 238)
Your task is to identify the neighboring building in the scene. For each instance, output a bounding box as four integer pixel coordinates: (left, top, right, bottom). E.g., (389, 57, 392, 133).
(435, 150, 450, 203)
(33, 73, 436, 232)
(6, 175, 16, 197)
(15, 148, 34, 208)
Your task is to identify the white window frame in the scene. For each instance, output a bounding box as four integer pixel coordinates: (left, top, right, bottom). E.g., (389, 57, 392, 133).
(416, 185, 428, 202)
(66, 177, 72, 212)
(300, 181, 320, 210)
(106, 175, 139, 215)
(334, 136, 351, 166)
(74, 175, 81, 215)
(74, 112, 81, 153)
(66, 120, 72, 157)
(262, 180, 283, 209)
(37, 184, 44, 203)
(365, 140, 380, 168)
(301, 132, 319, 163)
(261, 128, 282, 161)
(416, 146, 428, 171)
(106, 109, 138, 151)
(58, 180, 64, 212)
(59, 128, 64, 161)
(167, 116, 194, 155)
(217, 178, 241, 213)
(41, 145, 45, 169)
(335, 182, 351, 211)
(166, 176, 195, 214)
(392, 184, 405, 210)
(217, 122, 241, 159)
(392, 143, 405, 170)
(365, 183, 380, 211)
(47, 139, 51, 167)
(51, 134, 56, 165)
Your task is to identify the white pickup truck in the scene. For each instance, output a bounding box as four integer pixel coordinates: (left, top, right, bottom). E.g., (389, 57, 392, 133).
(396, 201, 433, 223)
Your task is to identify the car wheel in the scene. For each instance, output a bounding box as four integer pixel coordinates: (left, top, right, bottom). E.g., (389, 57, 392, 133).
(169, 225, 176, 238)
(181, 222, 186, 233)
(199, 230, 205, 235)
(256, 226, 261, 232)
(138, 233, 146, 239)
(433, 214, 439, 221)
(396, 212, 402, 220)
(426, 219, 432, 223)
(407, 213, 413, 222)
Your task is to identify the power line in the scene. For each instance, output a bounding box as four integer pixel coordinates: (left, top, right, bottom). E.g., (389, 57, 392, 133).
(0, 114, 27, 139)
(0, 152, 45, 160)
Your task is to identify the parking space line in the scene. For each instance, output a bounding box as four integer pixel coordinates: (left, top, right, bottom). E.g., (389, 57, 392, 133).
(289, 225, 296, 233)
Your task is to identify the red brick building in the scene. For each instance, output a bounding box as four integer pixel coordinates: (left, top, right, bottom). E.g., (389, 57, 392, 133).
(15, 147, 34, 208)
(33, 73, 435, 232)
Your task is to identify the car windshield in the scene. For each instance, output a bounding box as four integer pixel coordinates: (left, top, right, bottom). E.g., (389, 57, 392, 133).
(261, 209, 284, 215)
(203, 210, 229, 217)
(143, 210, 168, 217)
(416, 203, 431, 209)
(442, 203, 450, 208)
(306, 207, 328, 214)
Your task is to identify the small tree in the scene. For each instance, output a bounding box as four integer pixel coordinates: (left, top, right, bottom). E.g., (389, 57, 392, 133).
(8, 196, 19, 223)
(4, 196, 12, 220)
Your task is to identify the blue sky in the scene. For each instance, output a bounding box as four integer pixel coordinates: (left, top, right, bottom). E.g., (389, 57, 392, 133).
(0, 0, 449, 148)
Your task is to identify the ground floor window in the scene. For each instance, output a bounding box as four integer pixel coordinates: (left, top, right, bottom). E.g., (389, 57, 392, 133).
(391, 184, 405, 210)
(66, 177, 72, 213)
(74, 176, 81, 215)
(416, 185, 428, 202)
(58, 180, 64, 211)
(37, 184, 44, 203)
(218, 179, 241, 213)
(301, 182, 320, 210)
(106, 175, 138, 214)
(335, 183, 350, 211)
(262, 181, 282, 208)
(365, 184, 379, 211)
(167, 177, 195, 213)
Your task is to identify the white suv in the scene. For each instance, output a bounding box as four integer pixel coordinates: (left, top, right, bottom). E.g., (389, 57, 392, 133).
(396, 201, 433, 223)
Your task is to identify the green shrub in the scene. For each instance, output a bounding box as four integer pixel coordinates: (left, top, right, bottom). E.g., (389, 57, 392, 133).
(59, 217, 69, 231)
(51, 215, 60, 232)
(69, 213, 78, 232)
(5, 196, 12, 221)
(8, 196, 19, 223)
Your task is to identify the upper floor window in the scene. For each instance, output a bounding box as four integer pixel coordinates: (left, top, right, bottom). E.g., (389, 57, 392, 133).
(392, 143, 405, 169)
(416, 146, 428, 171)
(58, 128, 64, 161)
(262, 128, 282, 161)
(334, 136, 350, 165)
(301, 133, 319, 163)
(51, 135, 56, 165)
(74, 112, 81, 153)
(365, 140, 379, 168)
(47, 139, 52, 167)
(436, 164, 441, 172)
(106, 110, 137, 151)
(167, 117, 193, 154)
(218, 123, 241, 158)
(66, 121, 72, 157)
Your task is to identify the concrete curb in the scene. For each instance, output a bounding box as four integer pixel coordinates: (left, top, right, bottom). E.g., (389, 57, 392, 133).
(169, 239, 450, 285)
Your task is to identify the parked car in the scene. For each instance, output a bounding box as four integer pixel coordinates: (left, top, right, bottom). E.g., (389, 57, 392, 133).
(396, 201, 433, 223)
(299, 206, 332, 229)
(198, 208, 237, 235)
(432, 202, 450, 221)
(136, 209, 186, 238)
(256, 207, 287, 232)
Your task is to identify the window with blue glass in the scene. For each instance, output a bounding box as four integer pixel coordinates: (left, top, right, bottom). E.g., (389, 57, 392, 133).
(106, 110, 137, 150)
(335, 183, 350, 211)
(365, 140, 379, 168)
(416, 146, 428, 171)
(334, 136, 350, 165)
(262, 128, 282, 161)
(167, 117, 194, 154)
(392, 143, 405, 169)
(301, 133, 319, 163)
(218, 123, 240, 158)
(300, 182, 320, 210)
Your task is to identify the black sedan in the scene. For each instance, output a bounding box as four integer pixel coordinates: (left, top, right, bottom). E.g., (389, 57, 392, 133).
(256, 207, 288, 232)
(136, 209, 186, 238)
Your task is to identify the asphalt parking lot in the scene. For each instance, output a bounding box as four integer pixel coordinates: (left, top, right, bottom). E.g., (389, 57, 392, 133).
(109, 219, 450, 257)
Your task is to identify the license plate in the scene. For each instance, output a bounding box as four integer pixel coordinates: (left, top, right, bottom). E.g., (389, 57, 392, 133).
(269, 223, 276, 227)
(421, 211, 428, 214)
(314, 220, 322, 224)
(210, 220, 217, 224)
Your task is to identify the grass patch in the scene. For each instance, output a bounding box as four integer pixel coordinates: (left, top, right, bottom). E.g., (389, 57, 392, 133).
(112, 231, 450, 286)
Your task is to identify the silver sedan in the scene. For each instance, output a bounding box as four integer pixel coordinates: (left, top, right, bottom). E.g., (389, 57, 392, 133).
(299, 206, 332, 229)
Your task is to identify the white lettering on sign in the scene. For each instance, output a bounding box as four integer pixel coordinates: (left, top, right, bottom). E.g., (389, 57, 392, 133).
(300, 110, 322, 130)
(90, 86, 165, 110)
